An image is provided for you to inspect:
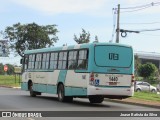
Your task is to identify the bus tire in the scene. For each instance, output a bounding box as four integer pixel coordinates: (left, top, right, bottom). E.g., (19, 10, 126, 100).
(58, 84, 66, 102)
(57, 84, 73, 102)
(66, 96, 73, 102)
(29, 83, 36, 97)
(89, 95, 104, 103)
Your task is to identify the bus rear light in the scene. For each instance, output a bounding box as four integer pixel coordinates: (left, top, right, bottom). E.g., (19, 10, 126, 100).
(90, 77, 94, 81)
(90, 72, 95, 85)
(132, 74, 135, 80)
(90, 73, 94, 80)
(90, 73, 94, 78)
(131, 74, 135, 86)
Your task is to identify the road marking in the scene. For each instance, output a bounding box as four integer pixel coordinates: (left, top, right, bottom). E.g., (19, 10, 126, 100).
(27, 118, 35, 120)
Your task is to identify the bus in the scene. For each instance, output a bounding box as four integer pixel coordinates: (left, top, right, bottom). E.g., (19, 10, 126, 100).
(21, 42, 134, 103)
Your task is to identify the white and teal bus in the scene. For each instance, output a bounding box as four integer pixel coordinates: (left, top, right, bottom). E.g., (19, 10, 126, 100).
(21, 42, 134, 103)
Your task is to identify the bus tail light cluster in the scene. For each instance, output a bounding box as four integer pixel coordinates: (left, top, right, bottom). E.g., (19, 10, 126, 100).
(89, 72, 95, 85)
(131, 74, 135, 86)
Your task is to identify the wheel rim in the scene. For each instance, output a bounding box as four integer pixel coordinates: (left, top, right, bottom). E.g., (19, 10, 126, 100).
(30, 86, 32, 93)
(30, 85, 34, 95)
(59, 88, 62, 100)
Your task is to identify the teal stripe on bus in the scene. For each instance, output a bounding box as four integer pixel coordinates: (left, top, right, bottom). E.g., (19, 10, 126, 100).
(97, 85, 131, 88)
(33, 84, 47, 93)
(47, 85, 57, 94)
(65, 86, 87, 96)
(57, 70, 67, 85)
(21, 82, 28, 90)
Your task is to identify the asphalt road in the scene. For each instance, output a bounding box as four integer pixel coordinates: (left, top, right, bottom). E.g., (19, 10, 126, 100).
(0, 87, 159, 120)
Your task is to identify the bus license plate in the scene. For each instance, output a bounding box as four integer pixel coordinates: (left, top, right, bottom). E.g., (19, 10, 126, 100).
(109, 76, 119, 85)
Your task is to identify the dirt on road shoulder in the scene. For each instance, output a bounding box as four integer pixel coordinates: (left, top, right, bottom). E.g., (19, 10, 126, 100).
(107, 98, 160, 109)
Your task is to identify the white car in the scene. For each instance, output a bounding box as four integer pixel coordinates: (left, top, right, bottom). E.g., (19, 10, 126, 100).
(157, 83, 160, 92)
(135, 81, 157, 93)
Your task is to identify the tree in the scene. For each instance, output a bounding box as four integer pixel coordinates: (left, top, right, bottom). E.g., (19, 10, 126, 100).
(93, 35, 99, 43)
(6, 64, 14, 75)
(135, 55, 141, 70)
(74, 29, 90, 44)
(0, 63, 4, 75)
(4, 22, 58, 56)
(74, 29, 99, 44)
(138, 62, 158, 81)
(134, 55, 141, 78)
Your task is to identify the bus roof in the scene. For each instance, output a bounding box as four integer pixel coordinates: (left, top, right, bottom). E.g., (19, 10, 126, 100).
(24, 42, 132, 54)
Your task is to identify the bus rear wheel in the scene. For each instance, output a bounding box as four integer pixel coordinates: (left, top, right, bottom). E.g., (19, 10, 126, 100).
(89, 95, 104, 103)
(57, 84, 73, 102)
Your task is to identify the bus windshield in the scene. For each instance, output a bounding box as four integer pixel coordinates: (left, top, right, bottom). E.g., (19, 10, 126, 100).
(94, 45, 133, 68)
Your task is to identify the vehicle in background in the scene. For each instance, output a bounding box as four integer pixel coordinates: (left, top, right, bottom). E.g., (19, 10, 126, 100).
(135, 81, 157, 93)
(156, 83, 160, 92)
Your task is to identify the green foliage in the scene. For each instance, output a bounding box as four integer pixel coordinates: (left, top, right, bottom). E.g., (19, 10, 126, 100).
(4, 22, 58, 56)
(93, 35, 99, 43)
(134, 55, 141, 79)
(6, 64, 15, 75)
(133, 91, 160, 102)
(0, 75, 21, 87)
(138, 62, 159, 80)
(74, 29, 99, 44)
(0, 63, 4, 75)
(134, 55, 141, 71)
(148, 76, 159, 84)
(74, 29, 90, 44)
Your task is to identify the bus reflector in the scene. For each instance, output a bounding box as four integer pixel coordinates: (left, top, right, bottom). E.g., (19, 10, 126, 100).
(131, 74, 135, 86)
(90, 78, 94, 81)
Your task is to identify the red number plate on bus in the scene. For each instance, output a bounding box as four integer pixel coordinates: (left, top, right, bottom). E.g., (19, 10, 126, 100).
(109, 82, 117, 85)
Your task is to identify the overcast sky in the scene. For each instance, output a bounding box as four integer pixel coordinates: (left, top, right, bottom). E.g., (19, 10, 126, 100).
(1, 0, 160, 65)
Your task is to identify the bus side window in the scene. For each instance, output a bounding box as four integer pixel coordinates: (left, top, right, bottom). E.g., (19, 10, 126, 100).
(68, 51, 77, 69)
(77, 50, 88, 69)
(46, 53, 50, 69)
(50, 52, 58, 69)
(31, 54, 35, 69)
(42, 53, 50, 70)
(58, 52, 67, 69)
(35, 54, 42, 69)
(28, 55, 32, 69)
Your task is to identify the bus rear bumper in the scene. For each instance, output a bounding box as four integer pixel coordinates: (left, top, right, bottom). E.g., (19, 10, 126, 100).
(87, 86, 134, 98)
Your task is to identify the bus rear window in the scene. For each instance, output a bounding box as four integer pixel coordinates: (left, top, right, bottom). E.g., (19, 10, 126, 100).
(94, 45, 133, 68)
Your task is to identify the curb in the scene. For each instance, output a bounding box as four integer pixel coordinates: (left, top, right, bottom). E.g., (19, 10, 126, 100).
(13, 87, 21, 89)
(0, 86, 21, 89)
(0, 85, 13, 88)
(106, 99, 160, 109)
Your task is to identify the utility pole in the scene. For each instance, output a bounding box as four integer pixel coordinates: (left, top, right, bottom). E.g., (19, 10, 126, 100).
(116, 4, 120, 43)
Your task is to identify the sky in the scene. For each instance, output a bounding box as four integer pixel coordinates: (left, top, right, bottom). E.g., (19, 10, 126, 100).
(0, 0, 160, 65)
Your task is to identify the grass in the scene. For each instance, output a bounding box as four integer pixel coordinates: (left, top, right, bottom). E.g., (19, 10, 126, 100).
(0, 75, 21, 87)
(132, 91, 160, 102)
